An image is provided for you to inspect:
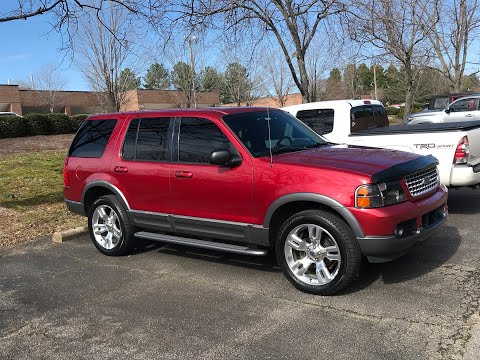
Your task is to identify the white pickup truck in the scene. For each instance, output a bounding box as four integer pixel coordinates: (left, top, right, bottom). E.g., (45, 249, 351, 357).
(282, 100, 480, 188)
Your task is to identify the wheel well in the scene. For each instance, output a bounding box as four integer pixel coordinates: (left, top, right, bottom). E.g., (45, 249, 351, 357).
(267, 201, 345, 246)
(83, 187, 115, 214)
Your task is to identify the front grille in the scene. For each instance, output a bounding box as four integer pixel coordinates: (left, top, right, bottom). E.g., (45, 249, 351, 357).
(403, 166, 439, 197)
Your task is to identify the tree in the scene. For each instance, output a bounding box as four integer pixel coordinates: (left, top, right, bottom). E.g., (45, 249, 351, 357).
(172, 62, 197, 107)
(348, 0, 434, 115)
(119, 68, 141, 90)
(462, 73, 480, 91)
(222, 62, 253, 105)
(421, 0, 480, 92)
(357, 63, 373, 93)
(200, 66, 223, 93)
(31, 64, 68, 113)
(324, 68, 345, 100)
(343, 64, 358, 98)
(260, 51, 294, 107)
(179, 0, 345, 103)
(143, 63, 170, 90)
(76, 4, 138, 111)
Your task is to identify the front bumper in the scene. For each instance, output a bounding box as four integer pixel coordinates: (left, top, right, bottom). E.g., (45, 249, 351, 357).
(350, 186, 448, 262)
(449, 164, 480, 187)
(357, 206, 447, 262)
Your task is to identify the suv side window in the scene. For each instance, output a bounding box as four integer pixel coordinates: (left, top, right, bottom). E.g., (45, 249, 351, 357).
(69, 119, 117, 158)
(296, 109, 334, 135)
(178, 117, 232, 164)
(122, 118, 170, 162)
(449, 98, 477, 112)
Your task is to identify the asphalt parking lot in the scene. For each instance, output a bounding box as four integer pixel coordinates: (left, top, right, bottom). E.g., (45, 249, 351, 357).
(1, 188, 480, 359)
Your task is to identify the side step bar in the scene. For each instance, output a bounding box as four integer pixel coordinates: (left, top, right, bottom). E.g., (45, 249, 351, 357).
(134, 231, 268, 256)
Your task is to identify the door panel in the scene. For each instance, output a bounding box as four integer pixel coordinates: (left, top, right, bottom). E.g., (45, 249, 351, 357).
(170, 117, 254, 224)
(447, 98, 478, 122)
(111, 117, 172, 214)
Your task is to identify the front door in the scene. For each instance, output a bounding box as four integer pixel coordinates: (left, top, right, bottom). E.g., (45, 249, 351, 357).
(170, 117, 254, 234)
(447, 97, 478, 122)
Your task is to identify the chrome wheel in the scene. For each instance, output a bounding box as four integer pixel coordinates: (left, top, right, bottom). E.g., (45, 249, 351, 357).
(284, 223, 341, 286)
(91, 205, 122, 250)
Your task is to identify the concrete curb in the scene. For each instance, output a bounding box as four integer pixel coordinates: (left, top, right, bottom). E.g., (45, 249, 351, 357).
(52, 226, 88, 243)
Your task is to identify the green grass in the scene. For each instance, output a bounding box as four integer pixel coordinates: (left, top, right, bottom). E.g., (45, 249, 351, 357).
(0, 151, 65, 210)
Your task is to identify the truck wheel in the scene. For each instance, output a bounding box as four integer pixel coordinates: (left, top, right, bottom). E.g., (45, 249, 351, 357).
(275, 210, 362, 295)
(88, 195, 134, 256)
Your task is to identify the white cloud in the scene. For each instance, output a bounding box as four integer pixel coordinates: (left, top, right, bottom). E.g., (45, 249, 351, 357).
(0, 53, 32, 63)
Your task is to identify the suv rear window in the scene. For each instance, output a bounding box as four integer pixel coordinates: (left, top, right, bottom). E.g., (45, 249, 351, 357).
(296, 109, 334, 135)
(350, 105, 388, 133)
(69, 119, 117, 158)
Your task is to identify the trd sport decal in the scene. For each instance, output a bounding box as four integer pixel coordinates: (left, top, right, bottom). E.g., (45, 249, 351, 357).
(414, 143, 455, 149)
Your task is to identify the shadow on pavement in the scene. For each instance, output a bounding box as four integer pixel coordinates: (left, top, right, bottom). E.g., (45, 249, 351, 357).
(342, 225, 461, 294)
(448, 187, 480, 214)
(128, 225, 461, 293)
(130, 238, 280, 273)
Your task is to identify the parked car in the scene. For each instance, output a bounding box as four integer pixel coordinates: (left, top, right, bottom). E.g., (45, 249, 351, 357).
(64, 107, 447, 295)
(282, 99, 480, 188)
(404, 93, 480, 124)
(0, 112, 21, 117)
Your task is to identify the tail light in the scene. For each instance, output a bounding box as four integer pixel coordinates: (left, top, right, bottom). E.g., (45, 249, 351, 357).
(454, 136, 469, 164)
(63, 157, 70, 187)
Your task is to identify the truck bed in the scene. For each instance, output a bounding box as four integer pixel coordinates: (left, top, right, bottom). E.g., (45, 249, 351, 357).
(350, 120, 480, 136)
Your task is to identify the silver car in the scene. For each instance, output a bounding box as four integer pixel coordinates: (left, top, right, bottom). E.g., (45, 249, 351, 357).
(406, 95, 480, 124)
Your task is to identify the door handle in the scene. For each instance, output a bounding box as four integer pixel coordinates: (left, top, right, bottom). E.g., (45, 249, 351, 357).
(465, 114, 474, 117)
(114, 166, 128, 173)
(175, 170, 193, 178)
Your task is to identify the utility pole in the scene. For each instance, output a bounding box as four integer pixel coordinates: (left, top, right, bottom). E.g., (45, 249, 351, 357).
(373, 64, 378, 100)
(186, 34, 197, 108)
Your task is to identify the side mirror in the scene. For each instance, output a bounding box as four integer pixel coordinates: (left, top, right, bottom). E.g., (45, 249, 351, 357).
(445, 107, 451, 114)
(210, 149, 242, 167)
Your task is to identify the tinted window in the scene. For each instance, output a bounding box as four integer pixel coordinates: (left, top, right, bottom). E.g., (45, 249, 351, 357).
(69, 119, 117, 158)
(223, 110, 326, 157)
(122, 118, 170, 161)
(122, 119, 139, 160)
(136, 119, 169, 161)
(351, 105, 388, 133)
(449, 98, 477, 112)
(296, 109, 334, 135)
(178, 117, 231, 164)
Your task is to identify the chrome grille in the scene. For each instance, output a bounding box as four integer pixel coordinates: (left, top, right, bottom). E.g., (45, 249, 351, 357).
(403, 166, 439, 197)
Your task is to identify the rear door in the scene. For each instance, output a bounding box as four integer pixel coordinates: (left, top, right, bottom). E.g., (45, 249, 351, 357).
(111, 116, 172, 215)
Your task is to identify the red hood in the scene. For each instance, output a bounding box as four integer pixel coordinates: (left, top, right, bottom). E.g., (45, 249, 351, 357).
(273, 144, 422, 179)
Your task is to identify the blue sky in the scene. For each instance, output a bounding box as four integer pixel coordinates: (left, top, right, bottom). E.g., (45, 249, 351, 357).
(0, 13, 88, 90)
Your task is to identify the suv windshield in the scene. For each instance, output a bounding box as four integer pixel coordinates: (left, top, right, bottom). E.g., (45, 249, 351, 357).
(223, 110, 327, 157)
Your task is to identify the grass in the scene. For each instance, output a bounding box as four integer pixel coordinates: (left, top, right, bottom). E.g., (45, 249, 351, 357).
(0, 151, 85, 247)
(0, 151, 65, 210)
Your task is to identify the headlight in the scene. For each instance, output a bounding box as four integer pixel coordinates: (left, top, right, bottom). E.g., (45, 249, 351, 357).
(355, 181, 406, 208)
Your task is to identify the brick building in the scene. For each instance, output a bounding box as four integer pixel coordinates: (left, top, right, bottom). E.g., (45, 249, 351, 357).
(0, 85, 220, 115)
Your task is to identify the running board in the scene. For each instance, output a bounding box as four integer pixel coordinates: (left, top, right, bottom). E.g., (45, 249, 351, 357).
(134, 231, 268, 256)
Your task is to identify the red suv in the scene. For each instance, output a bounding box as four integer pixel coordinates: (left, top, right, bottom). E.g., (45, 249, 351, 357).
(64, 107, 448, 295)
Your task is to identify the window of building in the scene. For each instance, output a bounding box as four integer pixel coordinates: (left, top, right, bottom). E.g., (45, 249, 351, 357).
(69, 119, 117, 158)
(178, 117, 232, 164)
(296, 108, 334, 135)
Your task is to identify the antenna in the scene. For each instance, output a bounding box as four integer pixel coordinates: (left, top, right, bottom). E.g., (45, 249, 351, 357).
(266, 106, 273, 168)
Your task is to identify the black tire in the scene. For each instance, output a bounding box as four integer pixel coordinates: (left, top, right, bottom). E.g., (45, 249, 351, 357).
(87, 195, 135, 256)
(275, 210, 362, 295)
